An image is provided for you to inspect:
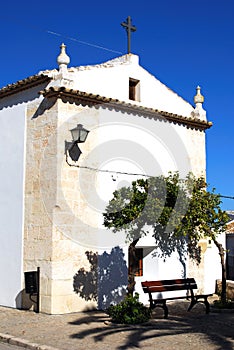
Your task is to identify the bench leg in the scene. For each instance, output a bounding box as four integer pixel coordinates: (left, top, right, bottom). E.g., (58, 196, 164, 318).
(203, 296, 210, 314)
(162, 301, 169, 319)
(152, 300, 169, 318)
(187, 296, 210, 314)
(187, 298, 196, 312)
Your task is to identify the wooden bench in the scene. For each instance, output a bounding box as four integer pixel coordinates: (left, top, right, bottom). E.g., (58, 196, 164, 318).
(141, 278, 212, 318)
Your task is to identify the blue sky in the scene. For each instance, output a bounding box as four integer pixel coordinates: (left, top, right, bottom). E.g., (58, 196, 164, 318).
(0, 0, 233, 210)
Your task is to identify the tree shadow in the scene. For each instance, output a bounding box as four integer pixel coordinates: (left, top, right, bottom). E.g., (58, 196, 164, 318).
(68, 304, 234, 350)
(152, 224, 201, 277)
(73, 246, 128, 310)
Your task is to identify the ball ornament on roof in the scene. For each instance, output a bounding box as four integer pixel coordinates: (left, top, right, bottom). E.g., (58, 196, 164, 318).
(57, 43, 70, 70)
(194, 86, 204, 105)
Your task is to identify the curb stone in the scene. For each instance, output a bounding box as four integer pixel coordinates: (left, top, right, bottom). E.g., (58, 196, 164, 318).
(0, 334, 11, 343)
(0, 333, 60, 350)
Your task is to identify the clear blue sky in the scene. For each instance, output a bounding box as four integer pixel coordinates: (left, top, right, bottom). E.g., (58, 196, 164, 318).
(0, 0, 233, 210)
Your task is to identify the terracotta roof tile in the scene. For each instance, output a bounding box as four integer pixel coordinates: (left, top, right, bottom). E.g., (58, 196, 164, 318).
(40, 86, 212, 131)
(0, 74, 51, 98)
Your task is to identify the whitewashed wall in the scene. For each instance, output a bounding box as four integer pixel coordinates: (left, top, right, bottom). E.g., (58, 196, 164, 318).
(46, 54, 198, 119)
(203, 233, 226, 294)
(0, 99, 25, 307)
(69, 54, 195, 118)
(0, 84, 48, 309)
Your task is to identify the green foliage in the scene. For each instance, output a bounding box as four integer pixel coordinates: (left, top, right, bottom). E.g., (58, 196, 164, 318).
(103, 172, 229, 264)
(107, 293, 151, 324)
(103, 172, 230, 301)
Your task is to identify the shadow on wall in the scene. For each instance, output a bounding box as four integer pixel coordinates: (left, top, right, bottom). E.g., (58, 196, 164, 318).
(73, 246, 128, 310)
(15, 289, 37, 311)
(152, 226, 200, 278)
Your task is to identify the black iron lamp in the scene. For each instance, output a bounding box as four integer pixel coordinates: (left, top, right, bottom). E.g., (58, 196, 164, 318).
(65, 124, 89, 162)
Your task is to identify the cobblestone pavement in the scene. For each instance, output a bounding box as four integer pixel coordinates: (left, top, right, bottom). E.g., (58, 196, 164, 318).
(0, 299, 234, 350)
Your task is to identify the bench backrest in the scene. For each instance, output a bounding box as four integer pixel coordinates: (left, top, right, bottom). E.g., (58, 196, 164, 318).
(141, 278, 197, 293)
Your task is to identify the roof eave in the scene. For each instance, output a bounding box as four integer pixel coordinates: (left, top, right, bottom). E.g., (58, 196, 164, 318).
(0, 74, 52, 99)
(40, 86, 213, 131)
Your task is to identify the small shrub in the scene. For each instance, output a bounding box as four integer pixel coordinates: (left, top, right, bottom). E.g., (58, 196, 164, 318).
(106, 293, 151, 324)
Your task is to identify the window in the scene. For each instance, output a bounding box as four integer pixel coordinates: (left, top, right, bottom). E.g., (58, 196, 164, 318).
(129, 247, 143, 276)
(129, 78, 140, 101)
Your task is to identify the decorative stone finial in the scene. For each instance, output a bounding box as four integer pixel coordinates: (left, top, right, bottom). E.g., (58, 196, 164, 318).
(193, 85, 206, 121)
(194, 85, 204, 105)
(57, 43, 70, 72)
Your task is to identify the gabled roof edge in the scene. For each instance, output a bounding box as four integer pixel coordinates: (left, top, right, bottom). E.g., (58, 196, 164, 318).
(0, 74, 52, 98)
(40, 86, 213, 131)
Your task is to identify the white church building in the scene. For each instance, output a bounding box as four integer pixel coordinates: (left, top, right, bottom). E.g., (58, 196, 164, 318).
(0, 43, 223, 314)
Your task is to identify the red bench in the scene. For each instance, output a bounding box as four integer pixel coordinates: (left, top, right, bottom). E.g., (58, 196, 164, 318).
(141, 278, 212, 318)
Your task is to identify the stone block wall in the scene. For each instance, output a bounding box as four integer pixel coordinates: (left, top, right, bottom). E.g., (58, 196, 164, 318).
(23, 97, 99, 314)
(23, 96, 57, 313)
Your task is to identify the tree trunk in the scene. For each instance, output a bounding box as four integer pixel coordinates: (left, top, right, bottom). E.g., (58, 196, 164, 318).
(128, 239, 139, 295)
(213, 238, 227, 303)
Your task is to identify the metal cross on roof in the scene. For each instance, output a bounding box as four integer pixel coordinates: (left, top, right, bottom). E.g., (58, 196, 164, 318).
(121, 16, 137, 54)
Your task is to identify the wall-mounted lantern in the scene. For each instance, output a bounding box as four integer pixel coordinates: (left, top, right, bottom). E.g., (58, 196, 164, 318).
(65, 124, 89, 162)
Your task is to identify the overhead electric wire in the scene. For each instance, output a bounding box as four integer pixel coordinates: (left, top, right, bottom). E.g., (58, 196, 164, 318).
(65, 155, 234, 200)
(220, 195, 234, 200)
(65, 154, 153, 177)
(0, 15, 123, 55)
(46, 30, 123, 54)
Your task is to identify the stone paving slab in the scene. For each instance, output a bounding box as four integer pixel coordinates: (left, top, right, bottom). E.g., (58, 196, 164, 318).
(0, 299, 234, 350)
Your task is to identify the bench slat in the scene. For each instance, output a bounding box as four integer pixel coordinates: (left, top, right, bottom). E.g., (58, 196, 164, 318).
(143, 284, 196, 293)
(142, 278, 197, 293)
(142, 278, 196, 287)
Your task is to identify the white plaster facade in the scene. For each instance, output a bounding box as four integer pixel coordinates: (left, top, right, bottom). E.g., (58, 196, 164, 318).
(0, 44, 222, 314)
(0, 101, 25, 308)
